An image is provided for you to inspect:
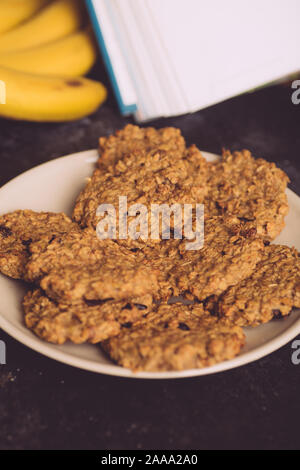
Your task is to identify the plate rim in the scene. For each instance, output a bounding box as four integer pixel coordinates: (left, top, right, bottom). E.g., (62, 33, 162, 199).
(0, 148, 299, 379)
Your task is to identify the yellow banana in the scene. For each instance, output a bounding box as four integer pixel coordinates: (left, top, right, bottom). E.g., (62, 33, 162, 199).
(0, 0, 49, 35)
(0, 29, 97, 77)
(0, 65, 107, 122)
(0, 0, 86, 53)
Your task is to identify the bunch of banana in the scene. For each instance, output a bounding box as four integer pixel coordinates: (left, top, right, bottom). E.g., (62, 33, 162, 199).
(0, 0, 49, 35)
(0, 0, 107, 122)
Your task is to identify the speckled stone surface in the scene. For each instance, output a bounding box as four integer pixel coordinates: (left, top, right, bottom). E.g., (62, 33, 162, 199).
(0, 58, 300, 450)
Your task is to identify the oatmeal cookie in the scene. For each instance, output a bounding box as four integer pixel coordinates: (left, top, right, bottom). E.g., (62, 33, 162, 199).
(205, 149, 289, 240)
(0, 210, 73, 279)
(216, 245, 300, 327)
(139, 239, 183, 299)
(23, 289, 153, 345)
(39, 259, 159, 304)
(26, 226, 134, 282)
(27, 225, 160, 305)
(97, 124, 186, 168)
(101, 303, 245, 372)
(169, 216, 264, 301)
(73, 146, 208, 248)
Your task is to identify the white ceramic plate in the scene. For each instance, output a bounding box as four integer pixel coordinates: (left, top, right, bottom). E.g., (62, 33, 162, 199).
(0, 149, 299, 379)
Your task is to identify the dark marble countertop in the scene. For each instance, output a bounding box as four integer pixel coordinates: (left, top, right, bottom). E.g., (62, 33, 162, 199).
(0, 60, 299, 450)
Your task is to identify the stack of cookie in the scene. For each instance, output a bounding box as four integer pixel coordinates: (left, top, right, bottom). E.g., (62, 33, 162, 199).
(0, 125, 299, 372)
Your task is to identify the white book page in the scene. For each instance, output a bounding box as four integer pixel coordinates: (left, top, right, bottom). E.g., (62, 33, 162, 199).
(109, 0, 190, 120)
(91, 0, 137, 108)
(90, 0, 300, 120)
(147, 0, 300, 112)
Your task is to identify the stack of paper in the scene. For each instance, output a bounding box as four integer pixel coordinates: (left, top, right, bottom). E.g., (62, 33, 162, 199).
(86, 0, 300, 122)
